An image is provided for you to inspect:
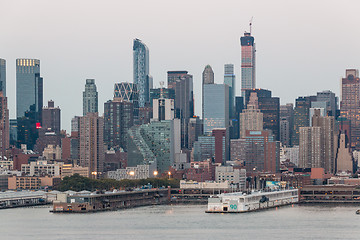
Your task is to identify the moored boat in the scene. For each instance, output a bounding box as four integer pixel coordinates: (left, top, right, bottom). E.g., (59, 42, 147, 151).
(206, 189, 299, 213)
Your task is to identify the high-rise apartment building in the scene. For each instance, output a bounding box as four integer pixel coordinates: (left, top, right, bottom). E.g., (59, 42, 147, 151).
(104, 99, 134, 151)
(240, 32, 255, 96)
(42, 100, 61, 134)
(239, 92, 263, 138)
(83, 79, 98, 116)
(340, 69, 360, 150)
(167, 71, 188, 89)
(224, 64, 236, 119)
(312, 109, 336, 173)
(0, 92, 9, 158)
(78, 113, 104, 177)
(202, 65, 214, 118)
(280, 104, 294, 146)
(127, 119, 181, 173)
(299, 127, 324, 168)
(0, 59, 6, 96)
(133, 39, 152, 107)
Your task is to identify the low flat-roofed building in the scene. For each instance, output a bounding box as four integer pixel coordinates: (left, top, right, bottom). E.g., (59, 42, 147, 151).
(61, 164, 89, 178)
(8, 176, 61, 190)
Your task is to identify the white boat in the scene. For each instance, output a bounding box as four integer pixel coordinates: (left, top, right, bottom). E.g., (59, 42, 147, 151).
(206, 189, 299, 213)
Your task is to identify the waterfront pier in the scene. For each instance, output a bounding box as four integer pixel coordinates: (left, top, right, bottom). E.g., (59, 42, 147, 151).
(52, 188, 169, 213)
(0, 192, 48, 209)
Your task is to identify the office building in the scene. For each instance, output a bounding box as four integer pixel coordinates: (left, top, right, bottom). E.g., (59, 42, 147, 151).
(83, 79, 98, 116)
(245, 89, 280, 141)
(0, 92, 9, 158)
(224, 64, 236, 119)
(150, 88, 175, 106)
(215, 166, 246, 190)
(280, 104, 294, 146)
(133, 38, 152, 107)
(41, 100, 61, 134)
(202, 65, 214, 118)
(168, 71, 194, 148)
(193, 136, 215, 162)
(187, 117, 202, 149)
(242, 130, 280, 173)
(340, 69, 360, 149)
(240, 32, 256, 96)
(203, 84, 229, 135)
(316, 90, 337, 117)
(0, 58, 6, 96)
(239, 92, 263, 138)
(152, 98, 174, 121)
(292, 96, 316, 145)
(212, 128, 227, 164)
(104, 99, 134, 151)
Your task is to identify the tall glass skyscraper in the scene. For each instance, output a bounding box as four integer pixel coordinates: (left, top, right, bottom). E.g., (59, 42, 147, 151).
(224, 64, 235, 118)
(133, 38, 152, 107)
(16, 59, 42, 119)
(203, 84, 229, 135)
(83, 79, 98, 116)
(202, 65, 214, 119)
(240, 32, 255, 96)
(0, 58, 6, 96)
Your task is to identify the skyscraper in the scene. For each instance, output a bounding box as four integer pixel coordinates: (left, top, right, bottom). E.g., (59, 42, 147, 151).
(292, 96, 316, 146)
(245, 89, 280, 141)
(224, 64, 236, 119)
(42, 100, 61, 134)
(0, 92, 9, 158)
(239, 92, 263, 138)
(203, 84, 229, 135)
(16, 59, 42, 120)
(104, 99, 134, 151)
(0, 59, 6, 96)
(240, 32, 255, 96)
(167, 71, 194, 149)
(299, 127, 323, 168)
(83, 79, 98, 116)
(340, 69, 360, 149)
(16, 59, 43, 149)
(114, 82, 139, 123)
(133, 38, 151, 107)
(202, 65, 214, 119)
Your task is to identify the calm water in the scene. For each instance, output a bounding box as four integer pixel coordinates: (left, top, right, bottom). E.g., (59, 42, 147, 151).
(1, 204, 360, 239)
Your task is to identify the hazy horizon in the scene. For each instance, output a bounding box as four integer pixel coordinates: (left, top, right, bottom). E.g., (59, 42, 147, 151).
(1, 0, 360, 131)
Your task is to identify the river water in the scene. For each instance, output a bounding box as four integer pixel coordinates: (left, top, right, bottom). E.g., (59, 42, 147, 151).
(1, 204, 360, 239)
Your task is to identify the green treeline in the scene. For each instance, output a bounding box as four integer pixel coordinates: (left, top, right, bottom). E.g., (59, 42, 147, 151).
(56, 174, 180, 192)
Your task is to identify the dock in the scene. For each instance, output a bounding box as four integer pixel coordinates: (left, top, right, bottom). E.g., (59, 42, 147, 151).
(51, 188, 170, 213)
(0, 191, 48, 209)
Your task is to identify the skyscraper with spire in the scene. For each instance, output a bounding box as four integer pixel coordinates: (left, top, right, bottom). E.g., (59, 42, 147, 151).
(240, 27, 256, 96)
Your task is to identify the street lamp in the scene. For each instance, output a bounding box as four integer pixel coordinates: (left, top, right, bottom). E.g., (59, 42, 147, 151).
(168, 171, 171, 179)
(153, 171, 158, 177)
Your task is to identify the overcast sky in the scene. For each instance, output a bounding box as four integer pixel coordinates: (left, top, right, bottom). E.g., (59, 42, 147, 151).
(1, 0, 360, 131)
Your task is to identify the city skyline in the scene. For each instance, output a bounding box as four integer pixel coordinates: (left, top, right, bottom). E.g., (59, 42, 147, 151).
(2, 0, 360, 131)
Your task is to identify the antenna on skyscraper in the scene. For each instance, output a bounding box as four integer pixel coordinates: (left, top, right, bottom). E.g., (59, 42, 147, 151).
(249, 16, 253, 35)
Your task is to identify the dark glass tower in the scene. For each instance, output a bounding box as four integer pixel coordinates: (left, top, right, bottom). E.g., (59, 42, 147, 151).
(0, 58, 6, 96)
(83, 79, 98, 116)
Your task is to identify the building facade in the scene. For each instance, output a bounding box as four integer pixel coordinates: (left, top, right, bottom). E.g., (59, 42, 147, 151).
(83, 79, 98, 116)
(240, 32, 255, 96)
(0, 58, 6, 96)
(42, 100, 61, 134)
(133, 38, 151, 107)
(0, 92, 9, 158)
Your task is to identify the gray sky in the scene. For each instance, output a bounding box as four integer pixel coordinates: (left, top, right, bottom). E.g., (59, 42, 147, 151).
(1, 0, 360, 132)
